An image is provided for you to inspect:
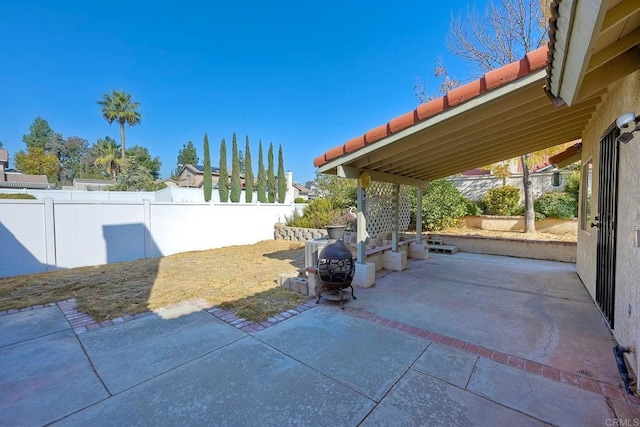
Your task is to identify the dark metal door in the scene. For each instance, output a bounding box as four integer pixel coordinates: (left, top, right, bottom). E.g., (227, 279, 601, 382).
(594, 125, 620, 328)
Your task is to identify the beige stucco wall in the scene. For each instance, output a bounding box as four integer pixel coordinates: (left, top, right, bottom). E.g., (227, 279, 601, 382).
(430, 233, 576, 263)
(577, 70, 640, 373)
(465, 216, 577, 234)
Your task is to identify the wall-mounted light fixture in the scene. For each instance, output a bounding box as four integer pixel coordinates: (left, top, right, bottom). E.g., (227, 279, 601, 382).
(616, 112, 640, 143)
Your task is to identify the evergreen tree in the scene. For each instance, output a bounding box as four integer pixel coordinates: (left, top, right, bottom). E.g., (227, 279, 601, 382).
(203, 134, 212, 202)
(244, 136, 254, 203)
(23, 117, 55, 151)
(218, 138, 229, 202)
(230, 132, 241, 202)
(126, 145, 162, 179)
(177, 141, 198, 168)
(257, 140, 267, 203)
(277, 144, 286, 203)
(267, 143, 276, 203)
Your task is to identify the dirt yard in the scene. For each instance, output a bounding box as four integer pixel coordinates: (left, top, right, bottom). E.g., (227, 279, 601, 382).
(0, 228, 576, 323)
(0, 240, 307, 323)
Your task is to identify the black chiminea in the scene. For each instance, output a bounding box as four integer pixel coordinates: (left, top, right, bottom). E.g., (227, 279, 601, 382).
(316, 226, 356, 308)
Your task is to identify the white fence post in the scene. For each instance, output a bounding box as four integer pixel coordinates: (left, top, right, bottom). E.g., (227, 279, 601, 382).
(43, 198, 57, 271)
(143, 199, 152, 258)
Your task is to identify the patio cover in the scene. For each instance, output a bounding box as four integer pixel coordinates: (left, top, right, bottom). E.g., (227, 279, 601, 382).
(314, 0, 640, 186)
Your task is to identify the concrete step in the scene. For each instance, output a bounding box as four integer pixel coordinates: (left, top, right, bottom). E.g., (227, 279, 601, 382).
(427, 238, 444, 245)
(428, 244, 458, 254)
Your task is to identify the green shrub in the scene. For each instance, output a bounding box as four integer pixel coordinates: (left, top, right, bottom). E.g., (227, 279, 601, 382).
(0, 193, 36, 199)
(411, 179, 467, 231)
(293, 197, 306, 204)
(564, 171, 580, 200)
(534, 191, 577, 219)
(482, 185, 521, 216)
(465, 199, 483, 216)
(285, 198, 347, 229)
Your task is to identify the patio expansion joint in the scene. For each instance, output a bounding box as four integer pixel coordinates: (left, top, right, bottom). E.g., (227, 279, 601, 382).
(340, 306, 640, 407)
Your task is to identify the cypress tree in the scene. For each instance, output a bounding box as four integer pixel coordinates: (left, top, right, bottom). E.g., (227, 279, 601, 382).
(277, 144, 286, 203)
(230, 132, 241, 202)
(218, 138, 229, 202)
(257, 140, 267, 203)
(267, 143, 276, 203)
(244, 135, 254, 203)
(203, 134, 212, 202)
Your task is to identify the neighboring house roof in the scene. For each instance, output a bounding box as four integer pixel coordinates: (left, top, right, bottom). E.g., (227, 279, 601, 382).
(0, 148, 8, 163)
(5, 172, 48, 184)
(178, 164, 221, 175)
(292, 182, 311, 194)
(0, 172, 50, 189)
(461, 168, 491, 177)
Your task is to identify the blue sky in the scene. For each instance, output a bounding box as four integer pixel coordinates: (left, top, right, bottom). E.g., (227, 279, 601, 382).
(0, 1, 484, 184)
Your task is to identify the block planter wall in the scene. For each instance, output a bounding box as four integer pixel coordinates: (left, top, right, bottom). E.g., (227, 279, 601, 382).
(464, 216, 577, 235)
(274, 224, 327, 242)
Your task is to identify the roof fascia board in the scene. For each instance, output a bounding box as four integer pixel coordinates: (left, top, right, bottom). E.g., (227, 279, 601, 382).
(337, 166, 429, 188)
(555, 0, 608, 106)
(318, 69, 547, 175)
(548, 0, 576, 99)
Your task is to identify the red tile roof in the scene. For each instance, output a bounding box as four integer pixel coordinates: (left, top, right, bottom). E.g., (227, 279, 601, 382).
(314, 46, 549, 168)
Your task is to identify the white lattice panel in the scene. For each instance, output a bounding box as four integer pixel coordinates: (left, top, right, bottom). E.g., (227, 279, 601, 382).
(364, 182, 411, 241)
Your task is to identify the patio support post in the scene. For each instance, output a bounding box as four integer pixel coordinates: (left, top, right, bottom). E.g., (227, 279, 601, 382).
(416, 187, 423, 244)
(392, 183, 400, 252)
(356, 180, 367, 264)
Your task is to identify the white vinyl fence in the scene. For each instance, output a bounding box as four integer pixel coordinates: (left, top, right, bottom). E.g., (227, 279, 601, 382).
(0, 199, 303, 278)
(451, 172, 568, 203)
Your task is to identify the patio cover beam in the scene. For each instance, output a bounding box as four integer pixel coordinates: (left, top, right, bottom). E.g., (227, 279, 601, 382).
(336, 166, 429, 188)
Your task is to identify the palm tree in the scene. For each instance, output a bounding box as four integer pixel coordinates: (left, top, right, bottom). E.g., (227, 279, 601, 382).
(94, 137, 121, 179)
(97, 91, 142, 160)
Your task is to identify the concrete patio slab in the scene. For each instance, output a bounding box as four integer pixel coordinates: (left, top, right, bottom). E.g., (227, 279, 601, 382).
(412, 342, 478, 388)
(0, 305, 69, 347)
(255, 307, 428, 402)
(79, 302, 245, 394)
(610, 399, 640, 425)
(362, 369, 541, 426)
(0, 329, 108, 426)
(57, 336, 376, 426)
(349, 253, 620, 384)
(467, 357, 614, 425)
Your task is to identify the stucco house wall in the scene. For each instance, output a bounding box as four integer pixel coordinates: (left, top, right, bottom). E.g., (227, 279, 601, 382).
(576, 70, 640, 372)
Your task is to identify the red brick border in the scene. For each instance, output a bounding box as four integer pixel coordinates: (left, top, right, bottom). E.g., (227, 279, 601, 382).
(2, 297, 319, 337)
(340, 307, 640, 406)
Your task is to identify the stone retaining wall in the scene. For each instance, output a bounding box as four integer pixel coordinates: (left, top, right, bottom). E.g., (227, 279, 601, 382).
(274, 224, 327, 241)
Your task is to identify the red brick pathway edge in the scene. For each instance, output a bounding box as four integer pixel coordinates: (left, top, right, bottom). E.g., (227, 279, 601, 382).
(0, 298, 319, 337)
(339, 307, 640, 407)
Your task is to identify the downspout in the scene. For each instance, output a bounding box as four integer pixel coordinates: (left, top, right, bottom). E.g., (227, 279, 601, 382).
(613, 345, 634, 395)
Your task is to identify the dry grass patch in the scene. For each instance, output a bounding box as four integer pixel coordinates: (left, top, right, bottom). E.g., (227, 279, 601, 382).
(0, 240, 307, 323)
